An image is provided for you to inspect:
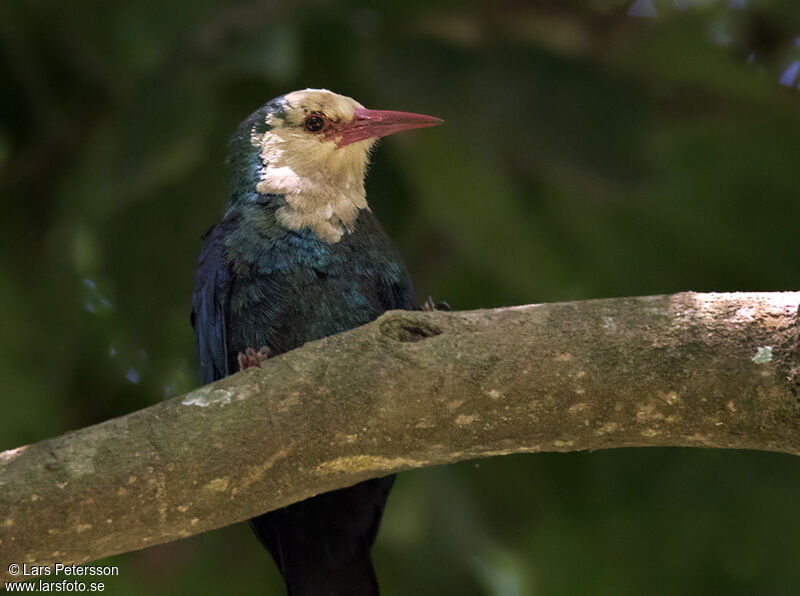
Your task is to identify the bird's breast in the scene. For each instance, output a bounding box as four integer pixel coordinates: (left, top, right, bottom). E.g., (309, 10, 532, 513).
(227, 247, 393, 359)
(221, 207, 409, 365)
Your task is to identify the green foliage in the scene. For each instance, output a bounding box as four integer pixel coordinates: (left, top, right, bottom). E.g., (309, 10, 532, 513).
(2, 1, 800, 594)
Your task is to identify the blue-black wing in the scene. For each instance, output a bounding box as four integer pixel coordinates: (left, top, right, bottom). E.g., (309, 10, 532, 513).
(191, 221, 236, 385)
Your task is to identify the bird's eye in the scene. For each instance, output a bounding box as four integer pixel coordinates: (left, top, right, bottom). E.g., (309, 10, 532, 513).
(304, 114, 328, 133)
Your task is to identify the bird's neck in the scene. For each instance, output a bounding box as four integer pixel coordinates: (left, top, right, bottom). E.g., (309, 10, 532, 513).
(256, 139, 369, 244)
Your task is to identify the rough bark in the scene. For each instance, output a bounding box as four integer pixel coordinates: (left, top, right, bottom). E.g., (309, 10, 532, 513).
(1, 292, 799, 582)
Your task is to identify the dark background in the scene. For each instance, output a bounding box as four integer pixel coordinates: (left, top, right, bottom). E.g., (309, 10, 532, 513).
(2, 0, 800, 594)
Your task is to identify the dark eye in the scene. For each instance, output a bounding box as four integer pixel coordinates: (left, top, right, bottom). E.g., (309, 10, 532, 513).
(304, 114, 327, 133)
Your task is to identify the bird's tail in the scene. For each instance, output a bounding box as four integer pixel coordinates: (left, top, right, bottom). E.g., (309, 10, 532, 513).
(249, 476, 395, 596)
(283, 549, 379, 596)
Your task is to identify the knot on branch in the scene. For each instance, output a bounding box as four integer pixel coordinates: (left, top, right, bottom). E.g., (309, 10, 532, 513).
(379, 315, 441, 343)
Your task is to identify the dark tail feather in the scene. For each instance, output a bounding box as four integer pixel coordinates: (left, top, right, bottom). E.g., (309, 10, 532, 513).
(283, 549, 379, 596)
(250, 476, 395, 596)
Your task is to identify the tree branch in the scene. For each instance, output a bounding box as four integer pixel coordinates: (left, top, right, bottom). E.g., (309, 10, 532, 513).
(2, 292, 799, 580)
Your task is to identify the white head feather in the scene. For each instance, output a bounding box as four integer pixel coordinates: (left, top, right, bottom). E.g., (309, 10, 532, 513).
(252, 89, 375, 243)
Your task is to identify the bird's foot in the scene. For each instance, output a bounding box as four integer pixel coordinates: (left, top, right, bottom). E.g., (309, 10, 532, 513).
(237, 346, 271, 371)
(421, 296, 451, 312)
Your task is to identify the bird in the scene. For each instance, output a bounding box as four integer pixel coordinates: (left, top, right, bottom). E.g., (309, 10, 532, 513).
(191, 88, 442, 595)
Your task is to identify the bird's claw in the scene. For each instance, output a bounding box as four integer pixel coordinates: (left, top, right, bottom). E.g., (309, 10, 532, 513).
(237, 346, 271, 371)
(421, 296, 451, 312)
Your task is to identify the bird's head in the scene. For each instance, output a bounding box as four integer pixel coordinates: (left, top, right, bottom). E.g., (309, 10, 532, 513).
(228, 88, 441, 242)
